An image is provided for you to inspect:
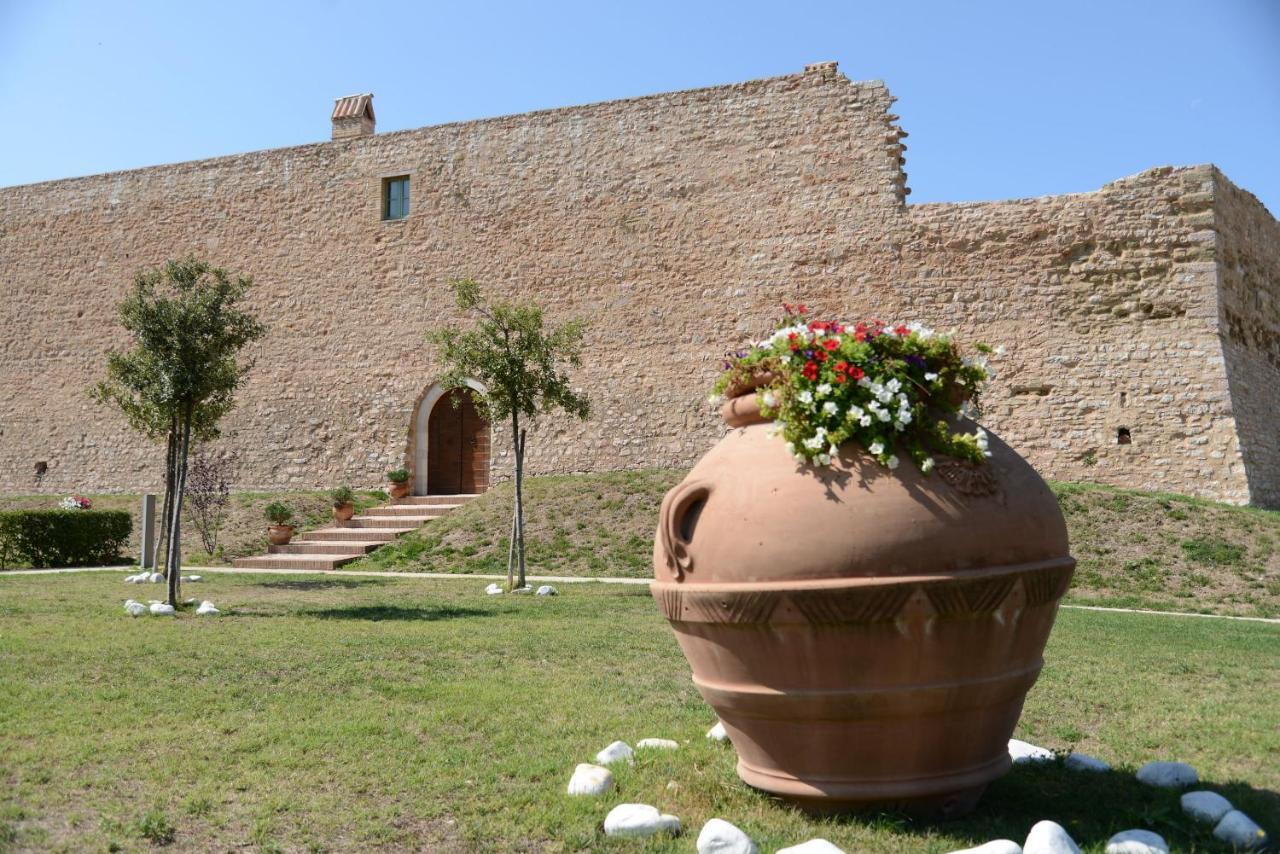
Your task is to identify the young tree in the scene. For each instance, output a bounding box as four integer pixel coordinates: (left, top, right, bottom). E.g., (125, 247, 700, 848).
(93, 259, 265, 606)
(185, 449, 234, 558)
(427, 279, 589, 590)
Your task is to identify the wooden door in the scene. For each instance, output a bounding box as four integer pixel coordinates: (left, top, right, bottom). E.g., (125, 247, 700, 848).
(427, 389, 489, 495)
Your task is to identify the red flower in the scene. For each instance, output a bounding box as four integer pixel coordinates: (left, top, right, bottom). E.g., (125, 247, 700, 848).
(822, 338, 840, 351)
(848, 365, 865, 381)
(895, 324, 909, 336)
(833, 374, 847, 384)
(833, 360, 849, 373)
(854, 330, 868, 343)
(802, 361, 819, 381)
(814, 350, 828, 363)
(797, 304, 808, 314)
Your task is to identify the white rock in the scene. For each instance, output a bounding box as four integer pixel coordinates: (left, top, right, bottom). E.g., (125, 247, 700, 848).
(147, 600, 162, 605)
(776, 841, 846, 854)
(602, 803, 679, 838)
(696, 818, 757, 854)
(195, 601, 220, 616)
(1009, 739, 1055, 764)
(565, 763, 612, 796)
(707, 721, 729, 742)
(637, 738, 679, 751)
(124, 573, 144, 583)
(148, 603, 175, 616)
(484, 583, 504, 595)
(511, 585, 534, 594)
(535, 585, 557, 596)
(1213, 810, 1268, 850)
(1181, 790, 1233, 824)
(1135, 761, 1198, 788)
(1023, 820, 1080, 854)
(1105, 829, 1168, 853)
(124, 600, 147, 617)
(595, 740, 634, 765)
(1064, 752, 1110, 772)
(182, 575, 202, 582)
(947, 841, 1022, 854)
(148, 572, 164, 583)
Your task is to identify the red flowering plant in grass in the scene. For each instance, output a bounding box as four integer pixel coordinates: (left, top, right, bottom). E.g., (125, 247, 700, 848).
(712, 304, 998, 472)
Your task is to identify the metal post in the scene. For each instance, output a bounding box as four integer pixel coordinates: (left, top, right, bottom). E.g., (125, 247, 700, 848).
(140, 494, 156, 569)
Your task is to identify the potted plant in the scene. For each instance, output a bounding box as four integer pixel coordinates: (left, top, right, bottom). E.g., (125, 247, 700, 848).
(387, 468, 411, 500)
(331, 485, 356, 523)
(264, 501, 294, 546)
(653, 306, 1074, 817)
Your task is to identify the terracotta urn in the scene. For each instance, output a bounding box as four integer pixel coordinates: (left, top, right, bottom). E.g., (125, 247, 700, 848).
(333, 502, 355, 523)
(389, 480, 411, 500)
(652, 391, 1073, 817)
(267, 525, 294, 546)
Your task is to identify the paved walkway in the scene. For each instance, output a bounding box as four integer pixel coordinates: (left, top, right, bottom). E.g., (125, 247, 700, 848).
(4, 565, 1278, 625)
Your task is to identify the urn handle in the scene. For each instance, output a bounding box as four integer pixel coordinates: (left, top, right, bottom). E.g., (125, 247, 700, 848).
(658, 480, 711, 582)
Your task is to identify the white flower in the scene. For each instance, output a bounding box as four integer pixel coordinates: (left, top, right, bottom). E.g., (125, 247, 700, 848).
(816, 453, 831, 466)
(780, 354, 791, 364)
(869, 381, 885, 396)
(798, 390, 813, 404)
(827, 445, 838, 457)
(885, 378, 902, 393)
(876, 389, 894, 404)
(803, 435, 824, 450)
(846, 405, 864, 421)
(975, 428, 989, 450)
(857, 376, 872, 388)
(887, 454, 900, 470)
(822, 401, 838, 416)
(877, 408, 892, 422)
(869, 440, 885, 455)
(897, 409, 913, 425)
(761, 391, 777, 408)
(816, 383, 832, 397)
(785, 442, 796, 455)
(924, 372, 938, 382)
(921, 457, 935, 473)
(859, 414, 872, 427)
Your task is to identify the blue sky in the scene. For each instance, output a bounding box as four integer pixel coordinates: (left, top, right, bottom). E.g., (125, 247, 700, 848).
(1, 0, 1277, 213)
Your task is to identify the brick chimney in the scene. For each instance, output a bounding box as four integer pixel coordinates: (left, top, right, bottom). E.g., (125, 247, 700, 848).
(331, 93, 375, 140)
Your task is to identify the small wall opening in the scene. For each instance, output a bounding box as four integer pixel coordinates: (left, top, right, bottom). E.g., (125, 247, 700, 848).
(1117, 427, 1132, 445)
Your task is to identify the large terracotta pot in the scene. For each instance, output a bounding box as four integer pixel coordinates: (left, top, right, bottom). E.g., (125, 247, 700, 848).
(652, 392, 1073, 817)
(389, 480, 411, 501)
(267, 525, 294, 546)
(333, 502, 355, 523)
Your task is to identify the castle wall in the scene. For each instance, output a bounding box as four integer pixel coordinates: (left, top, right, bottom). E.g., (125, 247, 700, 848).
(1213, 171, 1280, 507)
(0, 66, 1273, 506)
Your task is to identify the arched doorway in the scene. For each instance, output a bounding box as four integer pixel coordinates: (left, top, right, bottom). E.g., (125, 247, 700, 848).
(412, 383, 490, 495)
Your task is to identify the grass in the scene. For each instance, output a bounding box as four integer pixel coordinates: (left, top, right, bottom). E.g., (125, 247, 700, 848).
(350, 470, 1280, 619)
(0, 573, 1276, 852)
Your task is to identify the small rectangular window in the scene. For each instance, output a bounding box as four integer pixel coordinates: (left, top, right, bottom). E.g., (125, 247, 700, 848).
(383, 176, 409, 220)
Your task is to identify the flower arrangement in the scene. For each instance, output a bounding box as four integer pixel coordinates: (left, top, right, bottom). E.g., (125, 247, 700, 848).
(59, 495, 92, 510)
(712, 305, 999, 472)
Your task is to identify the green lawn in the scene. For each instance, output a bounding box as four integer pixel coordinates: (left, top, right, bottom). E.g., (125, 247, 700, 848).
(0, 573, 1275, 852)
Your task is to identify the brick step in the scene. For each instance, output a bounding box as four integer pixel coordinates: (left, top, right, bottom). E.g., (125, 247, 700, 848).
(233, 554, 360, 571)
(370, 504, 463, 516)
(398, 494, 481, 505)
(343, 516, 437, 528)
(296, 528, 412, 542)
(269, 541, 381, 556)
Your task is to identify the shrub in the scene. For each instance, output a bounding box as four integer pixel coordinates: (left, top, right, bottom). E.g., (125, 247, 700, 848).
(386, 468, 410, 483)
(1181, 537, 1245, 566)
(133, 808, 175, 845)
(330, 485, 355, 507)
(264, 502, 293, 526)
(0, 509, 132, 569)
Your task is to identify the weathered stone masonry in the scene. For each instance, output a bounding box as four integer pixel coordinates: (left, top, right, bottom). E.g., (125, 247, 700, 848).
(1, 63, 1277, 506)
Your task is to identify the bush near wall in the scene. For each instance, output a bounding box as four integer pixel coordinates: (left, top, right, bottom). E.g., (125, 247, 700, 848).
(0, 509, 132, 569)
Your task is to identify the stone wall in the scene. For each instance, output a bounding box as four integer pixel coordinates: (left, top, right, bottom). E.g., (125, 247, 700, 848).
(0, 64, 1275, 506)
(1213, 170, 1280, 507)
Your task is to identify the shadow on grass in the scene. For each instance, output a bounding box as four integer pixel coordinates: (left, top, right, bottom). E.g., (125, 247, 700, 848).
(255, 579, 394, 591)
(827, 762, 1277, 851)
(297, 604, 492, 622)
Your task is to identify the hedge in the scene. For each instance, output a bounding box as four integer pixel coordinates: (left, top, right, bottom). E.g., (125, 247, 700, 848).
(0, 509, 132, 569)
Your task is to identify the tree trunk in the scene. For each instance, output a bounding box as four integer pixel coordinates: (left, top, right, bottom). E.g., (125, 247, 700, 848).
(154, 417, 178, 571)
(515, 427, 528, 590)
(165, 404, 194, 607)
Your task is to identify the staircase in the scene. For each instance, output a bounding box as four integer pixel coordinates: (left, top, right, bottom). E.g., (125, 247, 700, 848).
(233, 495, 478, 571)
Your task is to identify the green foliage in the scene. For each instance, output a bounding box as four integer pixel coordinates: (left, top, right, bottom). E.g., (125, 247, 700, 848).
(1181, 537, 1246, 566)
(330, 485, 355, 507)
(264, 502, 293, 526)
(386, 468, 410, 484)
(133, 808, 175, 845)
(0, 509, 131, 569)
(426, 278, 590, 424)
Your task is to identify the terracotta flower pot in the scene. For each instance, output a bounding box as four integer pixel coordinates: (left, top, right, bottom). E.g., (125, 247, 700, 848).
(267, 525, 294, 546)
(389, 481, 410, 500)
(652, 392, 1074, 817)
(333, 502, 355, 523)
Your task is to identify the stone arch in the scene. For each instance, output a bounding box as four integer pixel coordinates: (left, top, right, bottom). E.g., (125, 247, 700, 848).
(406, 379, 490, 495)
